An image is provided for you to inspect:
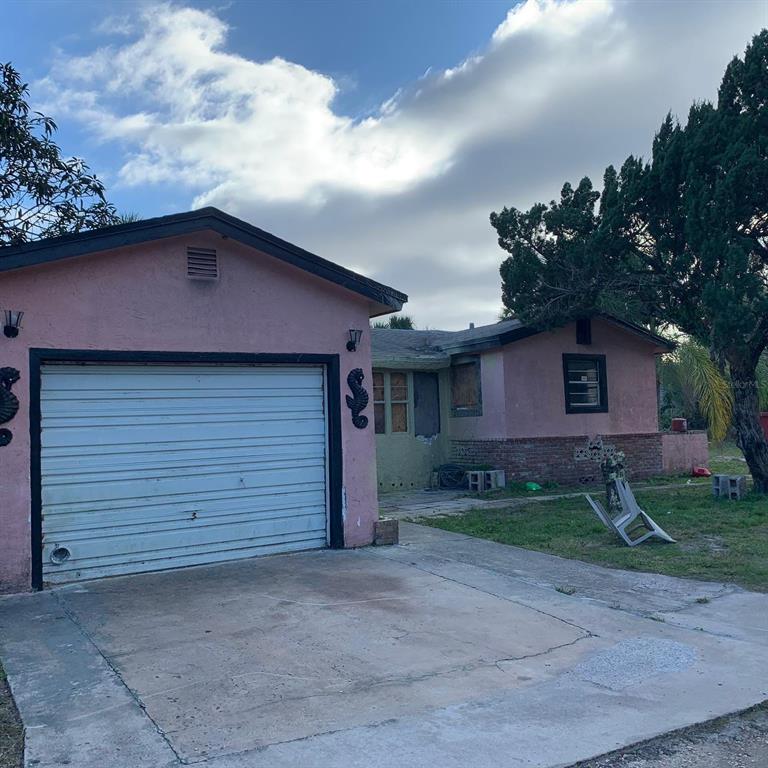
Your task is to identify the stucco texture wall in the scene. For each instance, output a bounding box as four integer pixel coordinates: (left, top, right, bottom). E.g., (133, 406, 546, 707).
(500, 319, 661, 438)
(0, 231, 379, 591)
(448, 350, 507, 440)
(445, 321, 660, 441)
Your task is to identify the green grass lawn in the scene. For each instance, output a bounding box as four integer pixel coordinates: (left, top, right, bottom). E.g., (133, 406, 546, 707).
(709, 440, 750, 475)
(0, 663, 22, 768)
(417, 484, 768, 591)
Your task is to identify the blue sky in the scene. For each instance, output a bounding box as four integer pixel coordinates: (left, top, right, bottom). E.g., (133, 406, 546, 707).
(2, 0, 766, 327)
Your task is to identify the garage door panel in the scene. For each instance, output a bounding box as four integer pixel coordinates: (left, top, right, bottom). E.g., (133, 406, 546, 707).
(42, 480, 327, 519)
(43, 537, 326, 584)
(44, 528, 327, 583)
(42, 464, 327, 507)
(44, 511, 327, 561)
(40, 416, 326, 449)
(41, 364, 329, 584)
(44, 500, 328, 539)
(41, 367, 323, 390)
(41, 439, 325, 475)
(42, 454, 325, 491)
(45, 483, 325, 531)
(41, 434, 325, 462)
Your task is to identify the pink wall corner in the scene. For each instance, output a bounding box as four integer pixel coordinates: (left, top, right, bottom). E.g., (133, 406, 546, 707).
(500, 319, 661, 439)
(0, 231, 380, 590)
(661, 431, 709, 474)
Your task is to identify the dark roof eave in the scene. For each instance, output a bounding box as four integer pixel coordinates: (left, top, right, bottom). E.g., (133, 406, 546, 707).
(0, 207, 407, 313)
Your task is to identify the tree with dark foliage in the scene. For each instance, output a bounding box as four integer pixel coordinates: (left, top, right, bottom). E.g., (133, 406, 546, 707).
(0, 63, 117, 245)
(491, 32, 768, 492)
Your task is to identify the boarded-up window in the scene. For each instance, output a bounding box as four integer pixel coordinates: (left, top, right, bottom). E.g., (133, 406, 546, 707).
(390, 372, 409, 433)
(451, 359, 482, 417)
(563, 354, 608, 413)
(373, 371, 386, 434)
(372, 370, 410, 434)
(414, 371, 440, 437)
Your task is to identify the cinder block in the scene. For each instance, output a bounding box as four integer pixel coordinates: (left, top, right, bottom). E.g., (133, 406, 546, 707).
(467, 470, 486, 492)
(712, 474, 748, 501)
(374, 518, 399, 546)
(483, 470, 506, 489)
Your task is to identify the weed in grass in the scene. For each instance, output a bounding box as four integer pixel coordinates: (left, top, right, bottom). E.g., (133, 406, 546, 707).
(555, 585, 577, 596)
(695, 597, 711, 604)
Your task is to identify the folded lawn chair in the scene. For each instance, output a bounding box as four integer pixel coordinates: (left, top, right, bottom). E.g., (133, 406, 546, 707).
(585, 479, 675, 547)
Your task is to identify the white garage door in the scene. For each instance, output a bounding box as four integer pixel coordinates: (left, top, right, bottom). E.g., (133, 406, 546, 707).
(40, 364, 328, 584)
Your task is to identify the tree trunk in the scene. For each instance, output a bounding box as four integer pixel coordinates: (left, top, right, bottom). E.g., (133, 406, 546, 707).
(730, 362, 768, 493)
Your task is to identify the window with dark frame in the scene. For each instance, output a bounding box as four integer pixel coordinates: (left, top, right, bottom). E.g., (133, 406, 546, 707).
(562, 354, 608, 413)
(450, 358, 482, 417)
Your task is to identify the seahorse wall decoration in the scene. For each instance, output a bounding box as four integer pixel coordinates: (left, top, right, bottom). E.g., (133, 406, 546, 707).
(345, 368, 369, 429)
(0, 367, 20, 447)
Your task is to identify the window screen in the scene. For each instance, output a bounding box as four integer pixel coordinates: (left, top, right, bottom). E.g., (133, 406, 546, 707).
(563, 354, 608, 413)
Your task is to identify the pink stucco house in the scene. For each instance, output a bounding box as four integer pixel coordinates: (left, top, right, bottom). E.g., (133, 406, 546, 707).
(0, 208, 405, 591)
(372, 317, 708, 490)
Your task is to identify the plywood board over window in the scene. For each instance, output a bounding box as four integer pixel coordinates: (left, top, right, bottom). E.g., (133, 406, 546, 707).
(414, 371, 440, 437)
(372, 370, 411, 434)
(373, 371, 386, 434)
(451, 358, 482, 417)
(390, 372, 409, 432)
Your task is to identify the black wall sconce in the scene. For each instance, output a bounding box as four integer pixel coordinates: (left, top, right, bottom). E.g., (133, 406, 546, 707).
(346, 328, 362, 352)
(3, 310, 23, 338)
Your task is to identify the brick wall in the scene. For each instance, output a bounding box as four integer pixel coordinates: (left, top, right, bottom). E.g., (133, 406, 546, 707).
(451, 433, 664, 485)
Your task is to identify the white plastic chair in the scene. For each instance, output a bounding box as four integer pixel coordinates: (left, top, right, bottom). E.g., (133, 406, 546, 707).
(585, 480, 675, 547)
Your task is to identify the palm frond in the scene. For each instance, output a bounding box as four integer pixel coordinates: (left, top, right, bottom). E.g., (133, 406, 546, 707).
(675, 341, 733, 441)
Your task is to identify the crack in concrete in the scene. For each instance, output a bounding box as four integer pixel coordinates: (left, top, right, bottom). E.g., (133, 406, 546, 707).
(367, 535, 749, 641)
(52, 591, 184, 765)
(363, 546, 597, 638)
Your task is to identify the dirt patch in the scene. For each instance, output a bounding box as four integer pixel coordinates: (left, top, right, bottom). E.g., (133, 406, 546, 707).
(0, 664, 23, 768)
(573, 701, 768, 768)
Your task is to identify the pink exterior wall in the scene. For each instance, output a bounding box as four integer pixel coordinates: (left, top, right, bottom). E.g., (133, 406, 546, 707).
(503, 319, 660, 438)
(662, 431, 709, 473)
(0, 231, 379, 591)
(446, 319, 661, 441)
(449, 350, 507, 440)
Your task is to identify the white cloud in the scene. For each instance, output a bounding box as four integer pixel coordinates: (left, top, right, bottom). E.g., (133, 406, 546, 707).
(39, 0, 765, 328)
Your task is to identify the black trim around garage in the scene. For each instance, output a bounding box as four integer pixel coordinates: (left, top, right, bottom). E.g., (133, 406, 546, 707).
(1, 207, 407, 312)
(29, 349, 345, 590)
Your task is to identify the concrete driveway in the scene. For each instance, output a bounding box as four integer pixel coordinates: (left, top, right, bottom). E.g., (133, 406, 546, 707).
(1, 523, 767, 768)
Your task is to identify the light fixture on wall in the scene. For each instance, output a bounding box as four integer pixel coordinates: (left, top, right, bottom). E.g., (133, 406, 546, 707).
(346, 328, 362, 352)
(3, 310, 23, 338)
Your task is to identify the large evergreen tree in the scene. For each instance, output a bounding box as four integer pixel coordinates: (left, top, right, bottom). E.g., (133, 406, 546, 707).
(491, 31, 768, 491)
(1, 63, 117, 245)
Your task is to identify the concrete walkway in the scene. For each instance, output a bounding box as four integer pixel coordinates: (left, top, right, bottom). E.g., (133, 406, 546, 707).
(378, 481, 705, 519)
(1, 523, 766, 768)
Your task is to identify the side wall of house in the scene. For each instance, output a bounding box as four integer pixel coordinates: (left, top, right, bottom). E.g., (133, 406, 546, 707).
(450, 319, 668, 482)
(501, 319, 660, 438)
(0, 232, 378, 591)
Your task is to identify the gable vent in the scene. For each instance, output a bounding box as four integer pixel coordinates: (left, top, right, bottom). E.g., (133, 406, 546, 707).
(186, 247, 218, 279)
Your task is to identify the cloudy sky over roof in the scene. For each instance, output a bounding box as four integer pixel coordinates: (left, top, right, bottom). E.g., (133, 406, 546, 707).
(3, 0, 765, 328)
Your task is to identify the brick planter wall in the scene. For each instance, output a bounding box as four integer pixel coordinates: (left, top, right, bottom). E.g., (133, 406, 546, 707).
(451, 433, 663, 485)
